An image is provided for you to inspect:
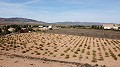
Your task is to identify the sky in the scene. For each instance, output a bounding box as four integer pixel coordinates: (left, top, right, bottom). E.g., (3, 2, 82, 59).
(0, 0, 120, 23)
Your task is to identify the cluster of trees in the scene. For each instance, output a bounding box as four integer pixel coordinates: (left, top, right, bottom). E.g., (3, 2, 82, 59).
(70, 25, 88, 29)
(0, 25, 11, 34)
(0, 24, 33, 35)
(91, 25, 104, 29)
(68, 25, 104, 29)
(0, 28, 2, 34)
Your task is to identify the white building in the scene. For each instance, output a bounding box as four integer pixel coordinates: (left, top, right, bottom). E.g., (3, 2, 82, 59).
(8, 27, 15, 32)
(21, 28, 27, 30)
(48, 25, 52, 28)
(39, 26, 43, 28)
(103, 24, 120, 30)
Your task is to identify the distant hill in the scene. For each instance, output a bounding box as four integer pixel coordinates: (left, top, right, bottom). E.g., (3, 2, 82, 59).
(55, 22, 112, 26)
(0, 17, 117, 26)
(0, 17, 45, 25)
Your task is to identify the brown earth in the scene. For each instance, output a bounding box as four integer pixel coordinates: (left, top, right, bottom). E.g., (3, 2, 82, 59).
(0, 32, 120, 67)
(44, 29, 120, 40)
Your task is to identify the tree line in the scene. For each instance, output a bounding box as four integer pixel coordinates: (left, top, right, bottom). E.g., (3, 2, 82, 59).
(0, 24, 33, 35)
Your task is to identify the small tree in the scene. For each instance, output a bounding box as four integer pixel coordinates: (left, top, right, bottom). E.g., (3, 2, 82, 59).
(0, 28, 2, 34)
(15, 26, 21, 32)
(4, 28, 11, 34)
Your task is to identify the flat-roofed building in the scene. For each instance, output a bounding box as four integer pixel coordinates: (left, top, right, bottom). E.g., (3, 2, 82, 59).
(103, 24, 120, 30)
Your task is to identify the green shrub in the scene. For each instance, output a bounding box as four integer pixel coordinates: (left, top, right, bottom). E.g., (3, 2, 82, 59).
(73, 54, 77, 57)
(22, 51, 26, 53)
(87, 51, 90, 55)
(36, 52, 41, 55)
(65, 55, 69, 59)
(61, 53, 64, 56)
(118, 54, 120, 57)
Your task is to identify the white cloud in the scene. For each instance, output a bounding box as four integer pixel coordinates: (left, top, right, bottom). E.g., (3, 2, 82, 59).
(0, 0, 120, 23)
(22, 0, 42, 5)
(0, 0, 42, 15)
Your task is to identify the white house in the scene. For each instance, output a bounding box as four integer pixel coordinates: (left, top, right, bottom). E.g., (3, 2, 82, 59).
(39, 26, 43, 28)
(21, 28, 27, 30)
(48, 25, 52, 28)
(8, 27, 15, 32)
(103, 24, 120, 30)
(48, 25, 53, 30)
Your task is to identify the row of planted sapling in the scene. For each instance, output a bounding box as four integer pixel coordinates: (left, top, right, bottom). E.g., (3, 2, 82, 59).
(0, 32, 120, 67)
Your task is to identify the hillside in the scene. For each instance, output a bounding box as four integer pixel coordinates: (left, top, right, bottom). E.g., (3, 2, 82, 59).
(0, 17, 45, 25)
(55, 22, 110, 26)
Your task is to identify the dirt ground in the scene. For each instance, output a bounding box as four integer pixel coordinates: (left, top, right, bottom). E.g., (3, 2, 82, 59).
(44, 29, 120, 40)
(0, 32, 120, 67)
(0, 52, 79, 67)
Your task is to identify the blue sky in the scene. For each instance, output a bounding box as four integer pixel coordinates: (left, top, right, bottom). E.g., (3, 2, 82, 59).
(0, 0, 120, 23)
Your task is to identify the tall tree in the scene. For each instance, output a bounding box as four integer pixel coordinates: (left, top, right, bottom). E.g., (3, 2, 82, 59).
(4, 27, 11, 34)
(15, 26, 21, 32)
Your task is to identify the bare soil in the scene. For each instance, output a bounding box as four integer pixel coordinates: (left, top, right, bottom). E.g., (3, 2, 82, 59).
(44, 29, 120, 40)
(0, 32, 120, 67)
